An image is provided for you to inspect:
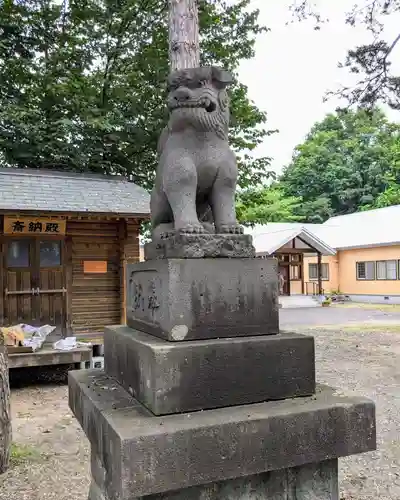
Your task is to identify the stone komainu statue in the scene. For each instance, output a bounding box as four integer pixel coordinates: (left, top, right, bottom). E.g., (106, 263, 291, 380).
(150, 66, 243, 240)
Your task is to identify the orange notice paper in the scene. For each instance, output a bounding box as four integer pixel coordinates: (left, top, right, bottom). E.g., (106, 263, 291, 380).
(83, 261, 107, 274)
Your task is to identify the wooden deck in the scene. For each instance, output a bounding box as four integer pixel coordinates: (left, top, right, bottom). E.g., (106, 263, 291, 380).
(8, 346, 92, 369)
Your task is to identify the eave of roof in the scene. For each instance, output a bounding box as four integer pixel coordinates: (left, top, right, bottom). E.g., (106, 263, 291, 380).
(252, 226, 336, 256)
(0, 167, 150, 216)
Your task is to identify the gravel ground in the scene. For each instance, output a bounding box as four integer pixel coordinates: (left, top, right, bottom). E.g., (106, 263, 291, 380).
(0, 385, 90, 500)
(0, 325, 399, 500)
(311, 326, 400, 500)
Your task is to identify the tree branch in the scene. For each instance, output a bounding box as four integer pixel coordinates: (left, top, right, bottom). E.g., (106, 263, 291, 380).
(383, 31, 400, 70)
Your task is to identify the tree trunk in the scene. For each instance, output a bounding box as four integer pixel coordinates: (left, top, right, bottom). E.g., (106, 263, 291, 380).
(0, 336, 11, 474)
(168, 0, 200, 70)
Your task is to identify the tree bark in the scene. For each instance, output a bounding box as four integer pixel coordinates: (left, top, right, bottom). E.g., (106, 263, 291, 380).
(0, 336, 11, 474)
(168, 0, 200, 70)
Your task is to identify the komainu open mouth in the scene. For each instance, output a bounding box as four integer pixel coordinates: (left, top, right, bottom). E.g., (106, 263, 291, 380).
(205, 99, 217, 113)
(172, 97, 217, 113)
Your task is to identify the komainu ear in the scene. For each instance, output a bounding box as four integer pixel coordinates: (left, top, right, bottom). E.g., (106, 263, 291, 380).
(218, 89, 229, 111)
(212, 67, 234, 88)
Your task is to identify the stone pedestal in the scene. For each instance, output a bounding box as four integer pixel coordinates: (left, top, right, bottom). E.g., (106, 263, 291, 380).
(69, 239, 376, 500)
(126, 257, 279, 341)
(70, 370, 375, 500)
(104, 326, 315, 415)
(89, 456, 339, 500)
(144, 233, 256, 260)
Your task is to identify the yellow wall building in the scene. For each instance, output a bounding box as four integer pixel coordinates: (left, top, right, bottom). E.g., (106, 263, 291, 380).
(248, 206, 400, 303)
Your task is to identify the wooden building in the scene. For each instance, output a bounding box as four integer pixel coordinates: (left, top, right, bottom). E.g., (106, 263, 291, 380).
(0, 168, 150, 341)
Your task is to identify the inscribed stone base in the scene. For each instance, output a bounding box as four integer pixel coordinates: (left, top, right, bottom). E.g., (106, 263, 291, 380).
(89, 458, 339, 499)
(104, 326, 315, 415)
(69, 369, 376, 500)
(144, 233, 256, 260)
(126, 257, 279, 341)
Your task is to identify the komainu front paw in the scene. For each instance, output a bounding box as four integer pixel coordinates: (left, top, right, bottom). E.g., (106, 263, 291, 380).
(176, 223, 206, 234)
(217, 223, 244, 235)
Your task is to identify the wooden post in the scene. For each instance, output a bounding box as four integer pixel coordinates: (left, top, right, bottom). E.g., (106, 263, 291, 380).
(168, 0, 200, 70)
(0, 334, 11, 474)
(317, 252, 322, 296)
(64, 236, 73, 337)
(119, 220, 127, 325)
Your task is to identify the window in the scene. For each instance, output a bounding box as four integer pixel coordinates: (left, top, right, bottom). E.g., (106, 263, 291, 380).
(357, 260, 398, 280)
(356, 261, 375, 280)
(40, 241, 61, 267)
(277, 254, 290, 262)
(290, 264, 301, 281)
(376, 260, 397, 280)
(309, 263, 329, 281)
(7, 240, 30, 267)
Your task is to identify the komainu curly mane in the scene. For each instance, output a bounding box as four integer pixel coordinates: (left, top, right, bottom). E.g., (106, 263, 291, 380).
(151, 66, 243, 239)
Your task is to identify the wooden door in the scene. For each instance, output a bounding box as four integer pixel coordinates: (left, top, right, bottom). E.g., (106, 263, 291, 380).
(36, 239, 66, 337)
(278, 264, 290, 296)
(3, 239, 36, 326)
(3, 238, 66, 336)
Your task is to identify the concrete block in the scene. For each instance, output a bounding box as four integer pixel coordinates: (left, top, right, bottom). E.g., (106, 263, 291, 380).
(69, 370, 376, 499)
(104, 326, 316, 415)
(126, 258, 279, 341)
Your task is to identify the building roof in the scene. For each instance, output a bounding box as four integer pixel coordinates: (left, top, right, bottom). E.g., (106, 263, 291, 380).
(0, 168, 150, 216)
(245, 205, 400, 253)
(320, 205, 400, 250)
(245, 223, 336, 256)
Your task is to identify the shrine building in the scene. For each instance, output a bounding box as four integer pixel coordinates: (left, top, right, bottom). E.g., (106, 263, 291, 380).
(0, 168, 150, 347)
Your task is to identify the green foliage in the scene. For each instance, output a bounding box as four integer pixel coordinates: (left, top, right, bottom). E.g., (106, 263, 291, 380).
(236, 184, 303, 226)
(362, 135, 400, 209)
(374, 185, 400, 208)
(0, 0, 274, 190)
(280, 108, 400, 222)
(290, 1, 400, 109)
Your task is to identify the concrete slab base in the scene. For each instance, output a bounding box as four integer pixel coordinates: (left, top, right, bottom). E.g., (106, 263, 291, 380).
(104, 326, 316, 415)
(69, 369, 376, 500)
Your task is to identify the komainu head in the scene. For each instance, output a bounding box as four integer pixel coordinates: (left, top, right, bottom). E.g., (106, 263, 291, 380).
(166, 66, 234, 140)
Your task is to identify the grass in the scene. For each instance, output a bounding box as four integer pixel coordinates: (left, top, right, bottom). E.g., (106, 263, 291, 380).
(340, 323, 400, 333)
(10, 443, 41, 465)
(303, 323, 400, 333)
(333, 302, 400, 312)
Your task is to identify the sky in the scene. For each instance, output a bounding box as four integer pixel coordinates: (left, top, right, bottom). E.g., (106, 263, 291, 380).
(237, 0, 400, 175)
